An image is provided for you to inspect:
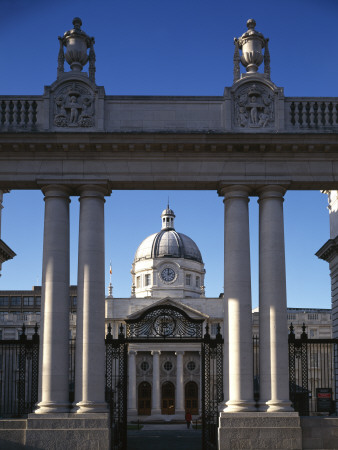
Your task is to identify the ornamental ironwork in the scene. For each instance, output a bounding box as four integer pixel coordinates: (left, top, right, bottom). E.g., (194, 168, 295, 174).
(125, 304, 204, 340)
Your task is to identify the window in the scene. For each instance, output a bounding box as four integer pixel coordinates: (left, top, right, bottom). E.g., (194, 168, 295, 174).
(196, 276, 200, 288)
(163, 361, 173, 371)
(309, 329, 316, 338)
(308, 313, 318, 320)
(187, 361, 196, 371)
(140, 361, 149, 371)
(0, 297, 9, 306)
(10, 297, 22, 307)
(71, 297, 77, 306)
(136, 276, 141, 288)
(287, 314, 296, 321)
(35, 297, 41, 306)
(145, 274, 151, 286)
(23, 296, 34, 306)
(185, 274, 191, 286)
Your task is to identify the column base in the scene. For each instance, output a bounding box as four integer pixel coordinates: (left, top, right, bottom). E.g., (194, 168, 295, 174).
(26, 413, 110, 450)
(128, 408, 138, 416)
(151, 408, 161, 415)
(219, 412, 302, 450)
(258, 399, 294, 412)
(223, 400, 256, 412)
(72, 401, 109, 413)
(34, 401, 71, 414)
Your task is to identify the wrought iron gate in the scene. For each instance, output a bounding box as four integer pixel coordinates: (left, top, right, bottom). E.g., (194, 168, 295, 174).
(105, 324, 128, 450)
(105, 304, 224, 450)
(0, 324, 39, 417)
(288, 324, 338, 416)
(201, 324, 224, 450)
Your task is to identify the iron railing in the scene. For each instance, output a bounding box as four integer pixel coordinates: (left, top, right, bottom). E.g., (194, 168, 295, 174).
(0, 324, 39, 417)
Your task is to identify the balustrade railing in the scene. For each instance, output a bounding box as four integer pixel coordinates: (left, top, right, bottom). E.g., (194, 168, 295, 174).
(286, 99, 338, 130)
(0, 98, 39, 129)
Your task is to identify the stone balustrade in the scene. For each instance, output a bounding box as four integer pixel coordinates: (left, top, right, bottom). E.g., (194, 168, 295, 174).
(286, 98, 338, 130)
(0, 97, 41, 130)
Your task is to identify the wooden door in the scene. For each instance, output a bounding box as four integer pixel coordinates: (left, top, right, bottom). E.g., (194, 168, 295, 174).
(138, 382, 151, 415)
(161, 381, 175, 415)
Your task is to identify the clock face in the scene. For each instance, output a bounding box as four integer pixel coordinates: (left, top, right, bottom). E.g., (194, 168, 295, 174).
(161, 267, 176, 282)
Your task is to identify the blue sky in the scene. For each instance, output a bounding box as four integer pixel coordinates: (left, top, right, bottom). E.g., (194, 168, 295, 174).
(0, 0, 336, 308)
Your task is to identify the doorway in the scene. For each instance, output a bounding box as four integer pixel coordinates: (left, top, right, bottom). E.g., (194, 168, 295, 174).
(138, 381, 151, 415)
(161, 381, 175, 415)
(185, 381, 198, 414)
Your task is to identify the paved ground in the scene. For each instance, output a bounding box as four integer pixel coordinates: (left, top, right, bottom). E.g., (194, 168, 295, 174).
(128, 424, 202, 450)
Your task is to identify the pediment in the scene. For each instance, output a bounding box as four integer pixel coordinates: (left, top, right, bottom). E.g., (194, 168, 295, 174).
(126, 297, 209, 321)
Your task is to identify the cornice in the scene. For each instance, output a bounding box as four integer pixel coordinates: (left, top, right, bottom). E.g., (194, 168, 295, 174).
(316, 237, 338, 262)
(0, 132, 337, 155)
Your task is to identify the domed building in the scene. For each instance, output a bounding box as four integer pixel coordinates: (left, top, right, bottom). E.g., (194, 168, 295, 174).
(104, 205, 224, 420)
(131, 206, 206, 298)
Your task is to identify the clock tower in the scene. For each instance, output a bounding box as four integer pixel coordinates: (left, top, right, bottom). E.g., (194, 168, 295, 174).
(131, 206, 205, 299)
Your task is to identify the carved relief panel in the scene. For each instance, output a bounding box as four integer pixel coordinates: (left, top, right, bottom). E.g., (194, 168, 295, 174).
(233, 82, 275, 130)
(53, 81, 95, 128)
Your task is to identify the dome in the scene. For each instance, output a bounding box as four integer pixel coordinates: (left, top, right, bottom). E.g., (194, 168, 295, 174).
(134, 230, 203, 263)
(134, 206, 203, 263)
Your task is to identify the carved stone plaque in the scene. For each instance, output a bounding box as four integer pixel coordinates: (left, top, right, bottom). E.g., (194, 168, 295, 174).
(233, 83, 274, 130)
(53, 81, 95, 128)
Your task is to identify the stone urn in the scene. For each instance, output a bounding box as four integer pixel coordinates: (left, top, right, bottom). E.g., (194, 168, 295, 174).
(63, 17, 91, 72)
(238, 19, 266, 73)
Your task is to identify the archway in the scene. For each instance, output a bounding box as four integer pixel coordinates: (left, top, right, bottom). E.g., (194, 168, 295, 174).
(161, 381, 175, 415)
(138, 381, 151, 415)
(185, 381, 198, 415)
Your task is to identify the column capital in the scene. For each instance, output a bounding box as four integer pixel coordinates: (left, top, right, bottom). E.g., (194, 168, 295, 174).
(41, 184, 72, 199)
(128, 349, 137, 356)
(77, 184, 111, 198)
(151, 350, 161, 356)
(175, 351, 185, 356)
(218, 184, 252, 200)
(257, 185, 286, 202)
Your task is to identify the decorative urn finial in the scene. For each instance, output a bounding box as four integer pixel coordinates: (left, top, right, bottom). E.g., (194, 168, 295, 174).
(57, 18, 96, 82)
(233, 19, 270, 82)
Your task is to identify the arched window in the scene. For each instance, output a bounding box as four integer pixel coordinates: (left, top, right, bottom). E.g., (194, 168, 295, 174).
(185, 381, 198, 415)
(138, 382, 151, 415)
(162, 381, 175, 415)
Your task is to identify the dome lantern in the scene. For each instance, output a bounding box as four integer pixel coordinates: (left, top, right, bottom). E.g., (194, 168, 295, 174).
(161, 204, 175, 230)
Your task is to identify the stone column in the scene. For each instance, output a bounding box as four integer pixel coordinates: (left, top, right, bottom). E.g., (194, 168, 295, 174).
(128, 350, 137, 415)
(258, 185, 292, 412)
(175, 351, 185, 414)
(36, 185, 71, 413)
(151, 350, 161, 414)
(74, 185, 109, 413)
(220, 185, 255, 412)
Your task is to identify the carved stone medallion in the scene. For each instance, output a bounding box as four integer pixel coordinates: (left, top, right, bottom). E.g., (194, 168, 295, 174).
(233, 83, 274, 129)
(53, 82, 94, 128)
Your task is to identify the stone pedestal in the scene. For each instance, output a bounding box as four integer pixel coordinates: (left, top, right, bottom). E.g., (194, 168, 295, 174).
(26, 413, 110, 449)
(218, 412, 302, 450)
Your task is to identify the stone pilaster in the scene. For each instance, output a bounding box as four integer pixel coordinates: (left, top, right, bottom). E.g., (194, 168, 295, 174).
(36, 185, 71, 413)
(175, 351, 185, 414)
(128, 350, 137, 415)
(258, 185, 292, 412)
(220, 185, 255, 412)
(151, 350, 161, 414)
(74, 185, 109, 413)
